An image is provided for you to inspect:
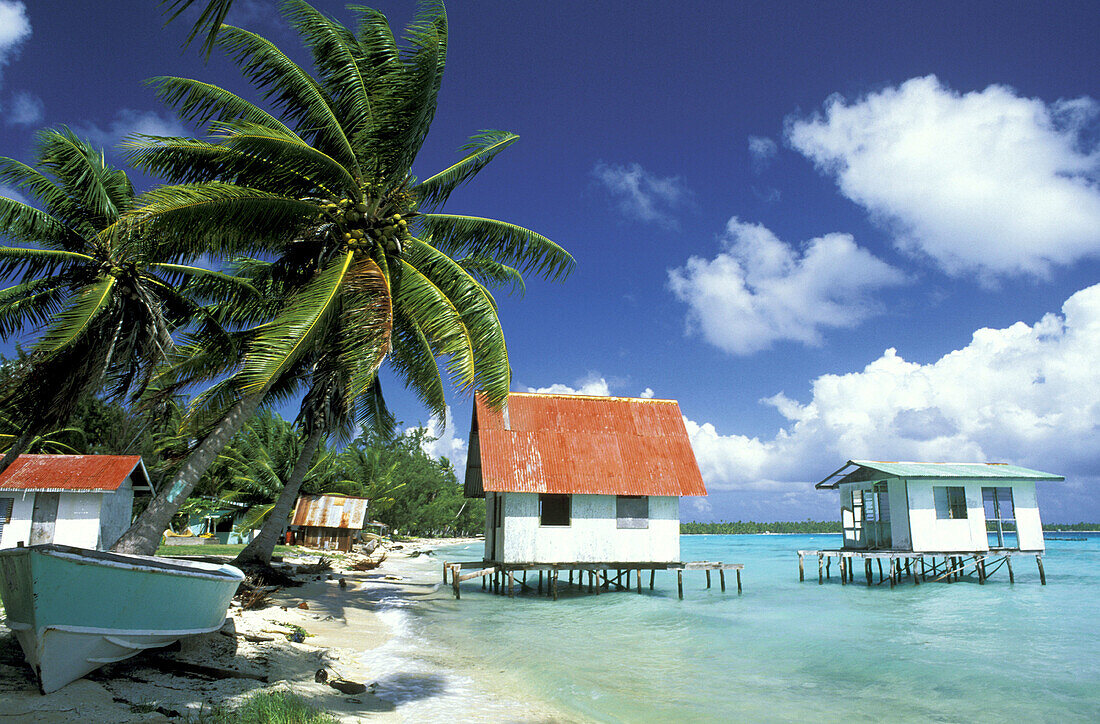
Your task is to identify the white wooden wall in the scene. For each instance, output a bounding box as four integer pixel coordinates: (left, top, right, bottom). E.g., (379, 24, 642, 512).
(0, 493, 34, 548)
(0, 475, 137, 550)
(906, 479, 1044, 552)
(497, 493, 681, 564)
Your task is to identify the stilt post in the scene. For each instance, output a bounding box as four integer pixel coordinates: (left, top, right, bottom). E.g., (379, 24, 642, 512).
(799, 553, 805, 582)
(677, 569, 684, 599)
(818, 554, 824, 585)
(1006, 555, 1014, 583)
(736, 568, 742, 594)
(720, 568, 726, 592)
(650, 569, 655, 589)
(1036, 555, 1046, 585)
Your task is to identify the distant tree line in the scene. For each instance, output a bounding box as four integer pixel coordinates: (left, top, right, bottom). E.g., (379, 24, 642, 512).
(681, 521, 842, 534)
(682, 520, 1100, 534)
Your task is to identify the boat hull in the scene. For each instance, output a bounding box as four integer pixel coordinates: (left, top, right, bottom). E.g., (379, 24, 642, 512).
(0, 544, 243, 693)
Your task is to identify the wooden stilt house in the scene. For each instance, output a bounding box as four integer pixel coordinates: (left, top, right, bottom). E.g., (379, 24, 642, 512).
(464, 392, 707, 564)
(287, 493, 370, 552)
(817, 460, 1062, 552)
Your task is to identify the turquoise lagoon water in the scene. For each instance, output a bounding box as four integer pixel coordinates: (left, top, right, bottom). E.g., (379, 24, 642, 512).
(366, 534, 1100, 722)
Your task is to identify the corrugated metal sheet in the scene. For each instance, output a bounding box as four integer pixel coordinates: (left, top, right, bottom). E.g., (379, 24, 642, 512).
(818, 460, 1064, 488)
(291, 494, 369, 529)
(0, 454, 148, 492)
(468, 392, 707, 497)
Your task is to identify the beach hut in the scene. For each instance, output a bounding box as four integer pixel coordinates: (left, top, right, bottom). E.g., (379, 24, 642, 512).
(0, 454, 153, 550)
(816, 460, 1062, 553)
(464, 392, 707, 565)
(287, 493, 370, 552)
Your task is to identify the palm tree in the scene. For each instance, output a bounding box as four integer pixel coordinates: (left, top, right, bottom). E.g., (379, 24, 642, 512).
(0, 127, 250, 472)
(111, 1, 573, 555)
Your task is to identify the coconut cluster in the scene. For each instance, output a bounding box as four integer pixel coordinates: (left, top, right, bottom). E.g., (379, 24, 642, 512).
(321, 197, 412, 255)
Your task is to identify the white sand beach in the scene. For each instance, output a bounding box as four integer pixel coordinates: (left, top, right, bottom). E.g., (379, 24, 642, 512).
(0, 538, 569, 723)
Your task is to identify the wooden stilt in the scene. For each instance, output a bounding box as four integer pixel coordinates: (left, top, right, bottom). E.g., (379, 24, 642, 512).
(568, 570, 573, 585)
(650, 569, 655, 589)
(720, 568, 726, 592)
(595, 570, 600, 595)
(840, 556, 846, 586)
(1006, 556, 1014, 583)
(637, 569, 642, 593)
(877, 559, 884, 582)
(1036, 555, 1046, 585)
(506, 570, 514, 597)
(865, 559, 872, 586)
(913, 558, 920, 585)
(538, 570, 543, 594)
(452, 568, 460, 599)
(977, 557, 986, 585)
(551, 571, 559, 601)
(706, 570, 712, 588)
(442, 563, 448, 585)
(677, 569, 684, 599)
(818, 554, 824, 585)
(736, 568, 742, 594)
(826, 557, 831, 580)
(799, 553, 805, 582)
(889, 559, 896, 588)
(482, 572, 486, 590)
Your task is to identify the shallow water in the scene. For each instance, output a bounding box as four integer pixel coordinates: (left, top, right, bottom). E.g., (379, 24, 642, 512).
(368, 534, 1100, 722)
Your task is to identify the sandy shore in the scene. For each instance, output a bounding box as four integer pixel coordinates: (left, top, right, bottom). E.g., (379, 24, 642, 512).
(0, 537, 541, 723)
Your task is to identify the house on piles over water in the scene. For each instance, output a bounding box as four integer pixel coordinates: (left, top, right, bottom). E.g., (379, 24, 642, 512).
(0, 454, 153, 550)
(464, 392, 707, 564)
(816, 460, 1063, 553)
(287, 493, 370, 552)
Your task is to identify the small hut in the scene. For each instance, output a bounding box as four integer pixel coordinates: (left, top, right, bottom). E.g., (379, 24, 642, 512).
(816, 460, 1062, 552)
(464, 392, 707, 564)
(287, 493, 370, 552)
(0, 454, 153, 550)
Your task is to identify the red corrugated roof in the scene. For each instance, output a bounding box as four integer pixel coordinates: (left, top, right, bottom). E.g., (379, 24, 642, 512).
(468, 393, 707, 497)
(0, 454, 147, 492)
(291, 494, 369, 529)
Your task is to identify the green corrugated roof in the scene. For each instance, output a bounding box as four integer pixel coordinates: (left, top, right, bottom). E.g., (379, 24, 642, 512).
(818, 460, 1064, 488)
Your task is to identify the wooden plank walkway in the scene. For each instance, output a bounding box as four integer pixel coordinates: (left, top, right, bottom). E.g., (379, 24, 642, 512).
(796, 548, 1046, 587)
(442, 560, 744, 600)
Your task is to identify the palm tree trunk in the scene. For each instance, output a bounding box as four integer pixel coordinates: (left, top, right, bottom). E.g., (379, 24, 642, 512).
(233, 426, 325, 568)
(0, 430, 35, 476)
(111, 389, 267, 555)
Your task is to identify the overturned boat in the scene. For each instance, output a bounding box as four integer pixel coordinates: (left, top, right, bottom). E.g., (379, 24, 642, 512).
(0, 543, 243, 693)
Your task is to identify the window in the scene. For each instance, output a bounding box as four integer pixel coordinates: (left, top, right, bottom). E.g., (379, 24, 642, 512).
(934, 486, 968, 519)
(0, 497, 12, 542)
(616, 496, 649, 529)
(539, 494, 570, 526)
(983, 487, 1016, 547)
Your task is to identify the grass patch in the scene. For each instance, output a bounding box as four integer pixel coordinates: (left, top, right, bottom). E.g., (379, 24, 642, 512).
(202, 690, 337, 724)
(156, 544, 299, 557)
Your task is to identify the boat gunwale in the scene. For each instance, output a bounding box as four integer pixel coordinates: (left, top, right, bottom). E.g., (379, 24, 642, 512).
(0, 544, 244, 582)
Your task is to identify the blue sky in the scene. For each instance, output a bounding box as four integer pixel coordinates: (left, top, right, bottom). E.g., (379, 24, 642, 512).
(1, 1, 1099, 522)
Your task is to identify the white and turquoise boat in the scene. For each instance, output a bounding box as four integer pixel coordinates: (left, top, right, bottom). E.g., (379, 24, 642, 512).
(0, 544, 243, 693)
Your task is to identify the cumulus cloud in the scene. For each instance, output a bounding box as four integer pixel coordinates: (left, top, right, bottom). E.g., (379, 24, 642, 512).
(682, 283, 1100, 519)
(73, 109, 187, 150)
(5, 89, 40, 125)
(787, 75, 1100, 280)
(408, 404, 468, 473)
(527, 373, 612, 397)
(0, 183, 29, 206)
(592, 161, 689, 227)
(668, 217, 905, 355)
(748, 135, 777, 172)
(0, 1, 30, 75)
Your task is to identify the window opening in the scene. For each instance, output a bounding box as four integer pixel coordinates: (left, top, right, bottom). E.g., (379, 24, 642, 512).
(934, 486, 968, 520)
(0, 497, 11, 542)
(983, 487, 1016, 548)
(616, 496, 648, 529)
(539, 494, 571, 527)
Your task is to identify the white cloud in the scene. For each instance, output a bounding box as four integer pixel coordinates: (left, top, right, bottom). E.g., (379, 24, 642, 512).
(682, 283, 1100, 518)
(0, 183, 29, 206)
(668, 217, 905, 355)
(787, 75, 1100, 280)
(639, 388, 655, 399)
(408, 405, 468, 473)
(527, 373, 612, 397)
(73, 109, 187, 150)
(5, 89, 40, 125)
(0, 1, 30, 74)
(592, 161, 688, 227)
(748, 135, 777, 172)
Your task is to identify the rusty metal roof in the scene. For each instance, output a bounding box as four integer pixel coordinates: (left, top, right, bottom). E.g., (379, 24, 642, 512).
(0, 454, 150, 492)
(817, 460, 1065, 489)
(291, 494, 369, 529)
(466, 392, 707, 497)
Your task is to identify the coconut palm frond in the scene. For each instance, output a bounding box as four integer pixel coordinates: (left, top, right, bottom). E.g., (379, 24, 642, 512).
(418, 213, 574, 281)
(413, 130, 518, 209)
